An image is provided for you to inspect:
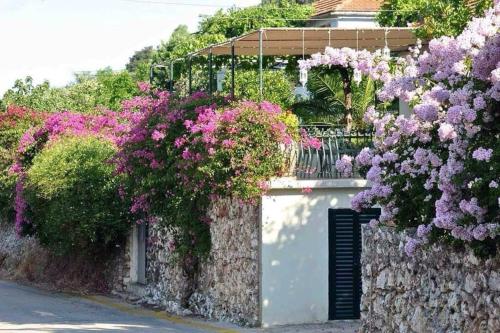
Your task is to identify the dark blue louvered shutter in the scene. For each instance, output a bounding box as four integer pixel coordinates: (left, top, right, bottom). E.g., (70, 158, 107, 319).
(328, 208, 380, 320)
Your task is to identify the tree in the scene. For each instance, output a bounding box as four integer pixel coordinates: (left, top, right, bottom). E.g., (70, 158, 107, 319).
(152, 1, 314, 92)
(94, 68, 139, 111)
(126, 46, 154, 72)
(377, 0, 493, 38)
(1, 77, 63, 112)
(292, 70, 375, 128)
(197, 0, 313, 39)
(1, 69, 139, 113)
(126, 46, 155, 81)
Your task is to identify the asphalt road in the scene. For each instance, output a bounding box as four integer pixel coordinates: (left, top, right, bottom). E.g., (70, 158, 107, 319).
(0, 280, 240, 333)
(0, 279, 359, 333)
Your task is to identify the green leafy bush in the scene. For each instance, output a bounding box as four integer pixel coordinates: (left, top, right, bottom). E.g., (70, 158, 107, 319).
(23, 136, 128, 256)
(223, 70, 295, 109)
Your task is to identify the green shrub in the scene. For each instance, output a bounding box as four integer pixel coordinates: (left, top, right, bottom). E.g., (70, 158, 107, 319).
(223, 69, 295, 109)
(24, 136, 128, 256)
(0, 172, 15, 224)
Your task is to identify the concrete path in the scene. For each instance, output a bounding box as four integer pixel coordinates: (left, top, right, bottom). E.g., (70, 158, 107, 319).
(0, 280, 359, 333)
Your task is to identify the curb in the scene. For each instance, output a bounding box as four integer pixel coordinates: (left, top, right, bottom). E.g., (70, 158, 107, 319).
(83, 294, 240, 333)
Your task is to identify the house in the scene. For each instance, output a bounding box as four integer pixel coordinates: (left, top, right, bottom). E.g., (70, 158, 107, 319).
(309, 0, 384, 28)
(117, 132, 380, 327)
(115, 21, 421, 328)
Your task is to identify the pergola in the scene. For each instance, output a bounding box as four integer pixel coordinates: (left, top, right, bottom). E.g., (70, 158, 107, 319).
(165, 27, 420, 98)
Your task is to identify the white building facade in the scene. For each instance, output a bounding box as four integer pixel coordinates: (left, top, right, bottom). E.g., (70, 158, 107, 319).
(309, 0, 382, 28)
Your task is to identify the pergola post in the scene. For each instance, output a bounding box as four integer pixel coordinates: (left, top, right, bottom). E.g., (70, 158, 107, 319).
(149, 64, 154, 85)
(208, 49, 213, 95)
(258, 29, 263, 101)
(188, 56, 193, 95)
(169, 61, 174, 93)
(231, 41, 236, 99)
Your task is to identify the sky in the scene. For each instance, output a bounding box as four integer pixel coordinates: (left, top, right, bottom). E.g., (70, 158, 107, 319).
(0, 0, 260, 95)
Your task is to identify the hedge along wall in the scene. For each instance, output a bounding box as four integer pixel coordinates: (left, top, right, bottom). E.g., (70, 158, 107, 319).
(361, 225, 500, 333)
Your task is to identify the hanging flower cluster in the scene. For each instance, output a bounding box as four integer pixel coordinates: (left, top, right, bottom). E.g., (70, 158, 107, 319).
(350, 3, 500, 256)
(298, 45, 398, 84)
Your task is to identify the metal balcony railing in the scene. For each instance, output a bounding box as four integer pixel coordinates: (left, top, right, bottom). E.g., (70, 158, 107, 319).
(293, 124, 373, 179)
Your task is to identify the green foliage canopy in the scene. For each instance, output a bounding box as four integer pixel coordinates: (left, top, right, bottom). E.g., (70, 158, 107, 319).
(377, 0, 493, 38)
(1, 69, 140, 113)
(150, 1, 313, 92)
(126, 46, 156, 82)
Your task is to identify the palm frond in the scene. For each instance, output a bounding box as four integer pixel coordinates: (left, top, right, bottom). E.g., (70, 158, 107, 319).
(292, 69, 377, 126)
(353, 77, 375, 118)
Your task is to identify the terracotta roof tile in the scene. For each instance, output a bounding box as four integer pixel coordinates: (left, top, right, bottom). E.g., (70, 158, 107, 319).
(313, 0, 384, 16)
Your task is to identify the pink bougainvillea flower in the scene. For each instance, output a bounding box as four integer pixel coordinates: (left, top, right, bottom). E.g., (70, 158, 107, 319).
(301, 187, 313, 194)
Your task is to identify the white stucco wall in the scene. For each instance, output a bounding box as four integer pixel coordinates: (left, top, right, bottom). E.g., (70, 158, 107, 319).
(260, 178, 370, 327)
(309, 13, 378, 28)
(399, 99, 412, 118)
(331, 16, 378, 28)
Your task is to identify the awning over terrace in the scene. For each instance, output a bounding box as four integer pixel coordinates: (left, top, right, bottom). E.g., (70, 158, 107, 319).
(158, 27, 420, 98)
(190, 27, 419, 57)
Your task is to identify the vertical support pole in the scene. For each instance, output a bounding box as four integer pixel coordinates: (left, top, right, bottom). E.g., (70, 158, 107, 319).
(208, 49, 213, 95)
(231, 41, 235, 99)
(149, 64, 154, 85)
(188, 56, 193, 95)
(258, 29, 263, 101)
(169, 61, 174, 93)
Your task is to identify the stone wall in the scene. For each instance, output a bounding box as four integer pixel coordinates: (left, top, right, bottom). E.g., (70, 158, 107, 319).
(361, 226, 500, 333)
(194, 198, 260, 325)
(138, 198, 260, 326)
(0, 222, 44, 281)
(109, 237, 131, 293)
(142, 224, 195, 313)
(0, 221, 130, 293)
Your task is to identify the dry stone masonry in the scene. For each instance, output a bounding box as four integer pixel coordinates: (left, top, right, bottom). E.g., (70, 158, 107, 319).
(137, 198, 260, 326)
(361, 225, 500, 333)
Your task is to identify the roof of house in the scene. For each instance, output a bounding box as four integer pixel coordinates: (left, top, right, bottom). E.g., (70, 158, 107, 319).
(313, 0, 384, 17)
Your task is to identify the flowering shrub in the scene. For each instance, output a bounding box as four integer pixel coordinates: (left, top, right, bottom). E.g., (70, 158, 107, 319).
(12, 109, 134, 236)
(350, 3, 500, 257)
(7, 86, 297, 259)
(116, 91, 298, 258)
(0, 106, 46, 222)
(335, 155, 354, 178)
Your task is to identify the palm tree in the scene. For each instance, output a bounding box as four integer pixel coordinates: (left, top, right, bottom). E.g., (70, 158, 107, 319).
(292, 68, 375, 130)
